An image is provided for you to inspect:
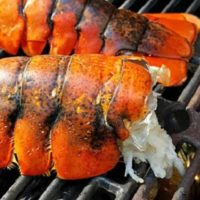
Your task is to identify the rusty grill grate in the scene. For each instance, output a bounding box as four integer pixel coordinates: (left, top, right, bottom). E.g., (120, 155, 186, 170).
(1, 0, 200, 200)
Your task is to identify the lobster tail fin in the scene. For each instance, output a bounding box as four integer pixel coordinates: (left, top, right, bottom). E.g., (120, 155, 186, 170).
(0, 0, 24, 55)
(144, 14, 198, 44)
(138, 55, 187, 87)
(101, 10, 193, 60)
(143, 13, 200, 31)
(138, 22, 192, 60)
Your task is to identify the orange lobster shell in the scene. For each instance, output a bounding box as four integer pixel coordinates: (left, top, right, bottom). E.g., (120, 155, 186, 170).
(0, 54, 152, 179)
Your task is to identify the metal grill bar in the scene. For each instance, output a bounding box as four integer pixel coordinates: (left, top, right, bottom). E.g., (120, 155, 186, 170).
(77, 163, 148, 200)
(1, 176, 32, 200)
(187, 85, 200, 110)
(186, 0, 200, 13)
(39, 178, 65, 200)
(138, 0, 159, 13)
(119, 0, 136, 9)
(132, 170, 158, 200)
(77, 177, 125, 200)
(178, 65, 200, 107)
(161, 0, 181, 12)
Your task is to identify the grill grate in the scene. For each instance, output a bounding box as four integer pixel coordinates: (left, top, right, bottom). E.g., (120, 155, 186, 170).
(108, 0, 200, 16)
(1, 0, 200, 200)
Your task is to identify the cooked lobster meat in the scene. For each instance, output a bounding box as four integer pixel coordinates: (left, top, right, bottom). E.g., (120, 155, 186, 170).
(0, 55, 184, 181)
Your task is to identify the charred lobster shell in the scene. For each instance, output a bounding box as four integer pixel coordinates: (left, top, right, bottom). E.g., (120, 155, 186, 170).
(0, 0, 196, 59)
(1, 0, 200, 86)
(0, 54, 152, 179)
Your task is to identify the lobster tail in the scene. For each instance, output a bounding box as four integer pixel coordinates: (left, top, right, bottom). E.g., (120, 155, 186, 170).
(0, 0, 196, 61)
(0, 54, 153, 179)
(0, 115, 13, 168)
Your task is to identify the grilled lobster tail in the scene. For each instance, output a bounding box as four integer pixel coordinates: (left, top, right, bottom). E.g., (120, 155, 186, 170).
(0, 0, 197, 59)
(1, 0, 199, 87)
(0, 54, 152, 179)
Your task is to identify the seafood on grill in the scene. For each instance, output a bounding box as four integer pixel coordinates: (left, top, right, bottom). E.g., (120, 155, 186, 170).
(0, 0, 197, 57)
(0, 0, 200, 86)
(0, 54, 185, 182)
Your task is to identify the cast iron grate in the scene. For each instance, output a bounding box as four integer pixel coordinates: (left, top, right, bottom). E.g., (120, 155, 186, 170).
(1, 0, 200, 200)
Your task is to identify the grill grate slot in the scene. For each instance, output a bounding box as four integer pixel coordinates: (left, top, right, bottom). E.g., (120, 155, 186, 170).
(170, 0, 199, 12)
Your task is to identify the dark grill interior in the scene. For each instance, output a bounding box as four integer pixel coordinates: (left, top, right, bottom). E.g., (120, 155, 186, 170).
(0, 0, 200, 200)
